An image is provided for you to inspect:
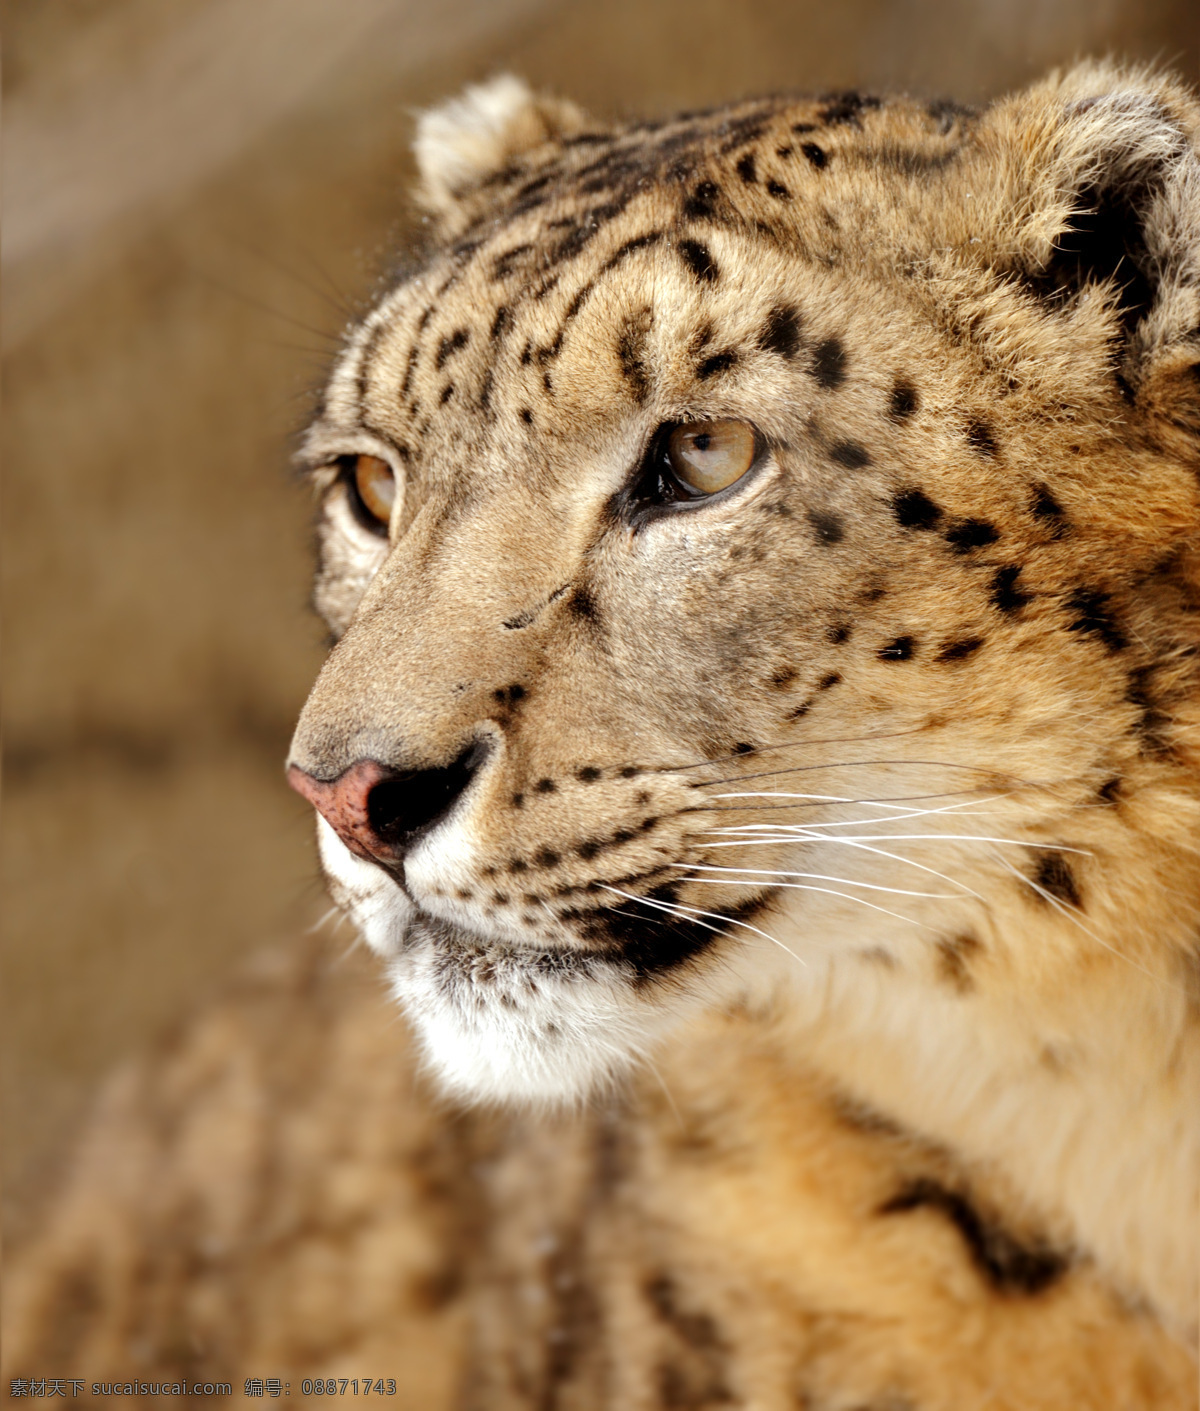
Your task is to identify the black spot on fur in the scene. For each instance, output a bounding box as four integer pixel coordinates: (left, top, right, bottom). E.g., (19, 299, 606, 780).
(489, 306, 510, 341)
(758, 305, 802, 359)
(1125, 665, 1171, 755)
(879, 1178, 1068, 1294)
(889, 380, 919, 420)
(766, 179, 791, 200)
(1066, 589, 1127, 652)
(617, 309, 653, 403)
(1030, 483, 1067, 536)
(935, 932, 981, 992)
(1031, 850, 1082, 908)
(966, 420, 998, 456)
(735, 153, 757, 184)
(567, 585, 599, 622)
(577, 766, 601, 782)
(439, 383, 455, 405)
(697, 350, 738, 379)
(819, 92, 883, 127)
(512, 794, 524, 808)
(818, 671, 841, 690)
(879, 635, 916, 661)
(807, 509, 845, 544)
(535, 849, 561, 869)
(801, 142, 828, 169)
(1097, 776, 1122, 803)
(945, 518, 999, 553)
(683, 180, 721, 219)
(678, 239, 719, 283)
(536, 778, 557, 793)
(991, 566, 1030, 615)
(893, 488, 942, 530)
(827, 623, 851, 644)
(645, 1275, 732, 1406)
(509, 859, 528, 874)
(603, 230, 665, 272)
(620, 766, 641, 778)
(830, 440, 871, 469)
(435, 328, 470, 370)
(732, 742, 754, 754)
(771, 667, 798, 688)
(398, 345, 419, 401)
(936, 637, 983, 662)
(492, 244, 535, 280)
(811, 337, 847, 389)
(520, 408, 534, 425)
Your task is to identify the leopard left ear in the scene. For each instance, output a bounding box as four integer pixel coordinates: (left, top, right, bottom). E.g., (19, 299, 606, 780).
(974, 62, 1200, 435)
(413, 75, 590, 220)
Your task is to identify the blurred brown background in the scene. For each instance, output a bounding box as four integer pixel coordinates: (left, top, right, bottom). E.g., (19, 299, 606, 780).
(4, 0, 1197, 1246)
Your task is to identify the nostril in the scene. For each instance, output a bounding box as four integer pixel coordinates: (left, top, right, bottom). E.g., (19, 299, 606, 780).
(365, 739, 490, 849)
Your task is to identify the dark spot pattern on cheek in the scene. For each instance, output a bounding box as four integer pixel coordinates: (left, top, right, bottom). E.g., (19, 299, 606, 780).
(965, 420, 998, 456)
(801, 142, 828, 169)
(736, 153, 757, 183)
(991, 566, 1030, 616)
(945, 519, 999, 553)
(1065, 589, 1127, 652)
(889, 380, 919, 420)
(893, 488, 942, 530)
(1031, 850, 1082, 908)
(830, 440, 871, 469)
(878, 635, 916, 661)
(1030, 482, 1067, 535)
(936, 637, 984, 662)
(811, 337, 847, 390)
(827, 623, 852, 644)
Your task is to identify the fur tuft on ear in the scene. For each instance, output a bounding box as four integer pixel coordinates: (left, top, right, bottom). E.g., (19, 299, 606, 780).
(978, 62, 1200, 404)
(414, 75, 589, 217)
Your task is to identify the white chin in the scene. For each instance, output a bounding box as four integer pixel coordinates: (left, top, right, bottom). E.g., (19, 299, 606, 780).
(387, 929, 682, 1105)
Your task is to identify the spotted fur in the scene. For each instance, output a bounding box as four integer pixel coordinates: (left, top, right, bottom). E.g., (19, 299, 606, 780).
(9, 63, 1200, 1407)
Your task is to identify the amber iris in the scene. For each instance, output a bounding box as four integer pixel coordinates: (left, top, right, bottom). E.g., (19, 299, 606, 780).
(353, 454, 396, 526)
(666, 420, 757, 495)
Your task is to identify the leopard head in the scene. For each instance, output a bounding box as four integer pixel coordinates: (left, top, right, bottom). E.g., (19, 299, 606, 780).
(288, 65, 1200, 1103)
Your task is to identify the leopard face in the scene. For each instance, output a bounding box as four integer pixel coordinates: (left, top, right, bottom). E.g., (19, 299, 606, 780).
(289, 66, 1200, 1105)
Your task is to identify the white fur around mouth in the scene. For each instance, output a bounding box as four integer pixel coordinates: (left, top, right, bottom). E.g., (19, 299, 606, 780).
(386, 913, 686, 1104)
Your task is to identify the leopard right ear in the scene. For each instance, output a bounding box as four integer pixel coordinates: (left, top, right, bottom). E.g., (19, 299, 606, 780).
(414, 75, 590, 221)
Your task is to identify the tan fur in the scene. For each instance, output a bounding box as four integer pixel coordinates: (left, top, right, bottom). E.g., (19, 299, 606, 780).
(8, 63, 1200, 1407)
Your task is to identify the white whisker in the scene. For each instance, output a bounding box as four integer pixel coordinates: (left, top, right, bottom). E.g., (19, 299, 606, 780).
(669, 861, 955, 899)
(673, 874, 935, 928)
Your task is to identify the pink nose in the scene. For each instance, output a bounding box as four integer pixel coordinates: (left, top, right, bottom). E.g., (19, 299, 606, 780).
(287, 760, 396, 862)
(287, 742, 489, 864)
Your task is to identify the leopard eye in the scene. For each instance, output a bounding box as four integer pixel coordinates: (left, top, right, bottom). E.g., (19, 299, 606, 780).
(665, 420, 757, 496)
(346, 454, 396, 531)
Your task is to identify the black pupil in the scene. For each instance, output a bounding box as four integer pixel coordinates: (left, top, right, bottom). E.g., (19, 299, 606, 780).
(692, 433, 711, 452)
